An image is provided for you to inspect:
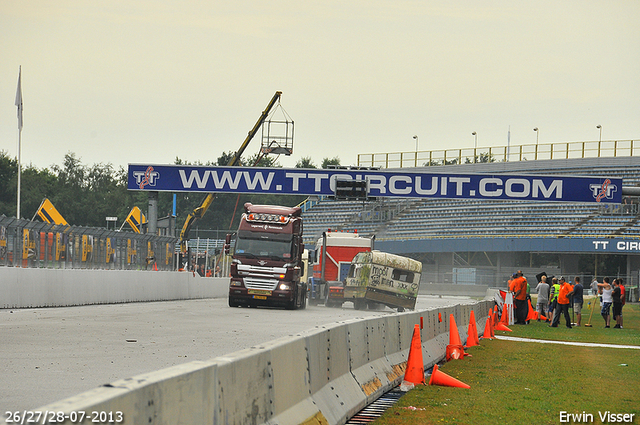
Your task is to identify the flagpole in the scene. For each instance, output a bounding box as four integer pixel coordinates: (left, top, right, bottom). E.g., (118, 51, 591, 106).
(15, 66, 23, 219)
(17, 128, 22, 219)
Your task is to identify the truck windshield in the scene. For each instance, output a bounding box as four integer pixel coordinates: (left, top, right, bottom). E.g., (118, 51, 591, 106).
(234, 230, 294, 261)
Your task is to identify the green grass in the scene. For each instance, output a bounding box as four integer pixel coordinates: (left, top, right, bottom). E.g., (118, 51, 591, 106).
(375, 303, 640, 425)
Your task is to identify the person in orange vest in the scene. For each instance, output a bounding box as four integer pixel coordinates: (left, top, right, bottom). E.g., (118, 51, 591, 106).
(550, 276, 574, 328)
(511, 271, 528, 325)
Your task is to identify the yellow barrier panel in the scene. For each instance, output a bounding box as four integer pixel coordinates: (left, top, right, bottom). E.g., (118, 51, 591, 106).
(36, 198, 68, 225)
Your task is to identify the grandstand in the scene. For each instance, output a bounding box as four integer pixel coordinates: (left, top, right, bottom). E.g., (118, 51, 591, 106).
(300, 156, 640, 293)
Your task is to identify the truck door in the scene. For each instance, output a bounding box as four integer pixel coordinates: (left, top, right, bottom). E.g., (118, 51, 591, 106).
(339, 262, 351, 282)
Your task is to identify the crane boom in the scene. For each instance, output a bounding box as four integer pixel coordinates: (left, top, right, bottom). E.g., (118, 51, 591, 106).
(179, 91, 283, 251)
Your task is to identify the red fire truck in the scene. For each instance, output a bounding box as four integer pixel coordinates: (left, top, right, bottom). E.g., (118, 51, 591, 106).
(228, 203, 307, 309)
(309, 230, 373, 305)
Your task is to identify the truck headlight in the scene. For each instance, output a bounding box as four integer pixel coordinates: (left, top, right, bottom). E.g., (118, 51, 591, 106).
(279, 283, 291, 291)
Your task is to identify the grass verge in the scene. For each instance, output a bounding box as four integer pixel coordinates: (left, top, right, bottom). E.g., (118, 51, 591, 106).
(375, 303, 640, 425)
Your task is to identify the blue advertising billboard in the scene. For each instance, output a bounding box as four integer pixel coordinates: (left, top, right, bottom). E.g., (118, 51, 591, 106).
(128, 164, 622, 204)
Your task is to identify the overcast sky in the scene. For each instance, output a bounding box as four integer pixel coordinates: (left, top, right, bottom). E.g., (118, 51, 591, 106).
(1, 1, 638, 172)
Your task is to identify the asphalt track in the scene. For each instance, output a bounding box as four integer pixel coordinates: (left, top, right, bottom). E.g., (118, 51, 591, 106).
(1, 295, 477, 414)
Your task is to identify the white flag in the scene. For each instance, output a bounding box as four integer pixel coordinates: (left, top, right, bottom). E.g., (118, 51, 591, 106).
(15, 66, 23, 130)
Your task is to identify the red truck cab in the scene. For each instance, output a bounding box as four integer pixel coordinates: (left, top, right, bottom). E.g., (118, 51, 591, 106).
(309, 230, 373, 305)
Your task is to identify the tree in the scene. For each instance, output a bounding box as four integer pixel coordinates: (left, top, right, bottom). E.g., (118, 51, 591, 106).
(0, 151, 18, 216)
(465, 152, 496, 164)
(20, 165, 58, 220)
(216, 151, 236, 166)
(246, 152, 281, 168)
(321, 156, 341, 169)
(295, 156, 316, 169)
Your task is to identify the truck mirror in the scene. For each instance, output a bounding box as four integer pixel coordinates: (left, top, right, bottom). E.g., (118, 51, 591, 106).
(224, 234, 231, 255)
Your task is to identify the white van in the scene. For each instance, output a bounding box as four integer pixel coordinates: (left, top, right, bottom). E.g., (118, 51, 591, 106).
(344, 250, 422, 311)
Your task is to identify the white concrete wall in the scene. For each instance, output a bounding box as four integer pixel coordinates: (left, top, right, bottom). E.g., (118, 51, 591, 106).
(35, 301, 492, 425)
(0, 268, 229, 309)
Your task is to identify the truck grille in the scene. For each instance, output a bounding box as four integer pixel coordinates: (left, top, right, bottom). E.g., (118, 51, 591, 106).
(244, 278, 279, 291)
(237, 264, 285, 291)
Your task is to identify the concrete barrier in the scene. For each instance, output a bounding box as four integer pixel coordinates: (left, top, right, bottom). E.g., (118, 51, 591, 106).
(0, 268, 229, 308)
(34, 301, 492, 425)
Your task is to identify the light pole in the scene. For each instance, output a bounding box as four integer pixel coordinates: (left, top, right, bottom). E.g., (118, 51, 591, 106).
(413, 135, 419, 167)
(596, 125, 602, 158)
(472, 132, 477, 163)
(533, 127, 539, 145)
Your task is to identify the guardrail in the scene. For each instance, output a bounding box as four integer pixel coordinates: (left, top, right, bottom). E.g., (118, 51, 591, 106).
(34, 301, 492, 425)
(357, 139, 640, 169)
(0, 216, 177, 271)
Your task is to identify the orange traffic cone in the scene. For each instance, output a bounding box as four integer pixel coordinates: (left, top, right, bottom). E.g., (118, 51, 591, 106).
(446, 314, 470, 360)
(526, 299, 538, 322)
(428, 364, 470, 389)
(153, 262, 158, 271)
(482, 317, 493, 339)
(466, 311, 480, 347)
(495, 322, 512, 332)
(448, 314, 462, 347)
(403, 324, 425, 385)
(446, 345, 465, 360)
(492, 307, 499, 328)
(500, 304, 509, 325)
(538, 311, 548, 321)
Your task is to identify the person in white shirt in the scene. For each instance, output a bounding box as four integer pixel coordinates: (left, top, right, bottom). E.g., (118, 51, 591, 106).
(534, 275, 550, 322)
(597, 277, 613, 328)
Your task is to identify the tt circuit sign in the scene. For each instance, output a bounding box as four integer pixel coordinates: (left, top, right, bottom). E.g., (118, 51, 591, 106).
(128, 164, 622, 204)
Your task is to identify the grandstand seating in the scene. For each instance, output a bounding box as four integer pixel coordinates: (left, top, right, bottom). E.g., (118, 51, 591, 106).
(301, 157, 640, 245)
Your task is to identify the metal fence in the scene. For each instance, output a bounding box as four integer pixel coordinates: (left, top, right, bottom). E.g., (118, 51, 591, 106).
(0, 215, 177, 270)
(357, 139, 640, 169)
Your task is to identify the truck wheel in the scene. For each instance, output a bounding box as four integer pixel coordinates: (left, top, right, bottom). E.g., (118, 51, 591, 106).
(300, 289, 307, 309)
(285, 288, 298, 310)
(367, 301, 384, 310)
(228, 298, 239, 308)
(324, 291, 331, 307)
(354, 299, 366, 310)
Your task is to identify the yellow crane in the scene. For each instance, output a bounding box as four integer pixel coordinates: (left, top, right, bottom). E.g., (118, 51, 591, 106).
(179, 91, 284, 252)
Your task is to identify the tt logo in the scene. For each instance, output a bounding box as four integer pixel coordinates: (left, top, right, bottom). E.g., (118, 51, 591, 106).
(590, 179, 617, 202)
(133, 166, 160, 189)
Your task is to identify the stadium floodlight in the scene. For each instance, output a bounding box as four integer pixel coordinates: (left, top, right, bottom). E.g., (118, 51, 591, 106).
(533, 128, 539, 145)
